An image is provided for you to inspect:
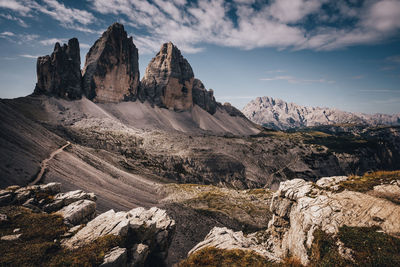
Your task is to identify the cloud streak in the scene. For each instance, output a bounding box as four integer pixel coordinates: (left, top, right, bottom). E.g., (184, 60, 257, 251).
(87, 0, 400, 54)
(260, 75, 335, 84)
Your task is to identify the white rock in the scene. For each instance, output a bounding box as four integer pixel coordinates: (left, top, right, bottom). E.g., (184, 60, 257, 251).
(100, 247, 127, 267)
(1, 234, 22, 241)
(57, 199, 96, 226)
(188, 227, 277, 261)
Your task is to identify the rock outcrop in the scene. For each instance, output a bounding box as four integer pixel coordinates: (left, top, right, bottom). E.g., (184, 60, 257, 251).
(266, 177, 400, 265)
(82, 23, 140, 103)
(34, 38, 82, 99)
(63, 206, 176, 265)
(141, 42, 194, 111)
(188, 176, 400, 265)
(1, 182, 176, 266)
(192, 79, 217, 114)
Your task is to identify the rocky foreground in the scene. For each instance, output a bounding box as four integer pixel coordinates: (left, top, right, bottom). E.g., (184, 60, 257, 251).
(185, 172, 400, 266)
(1, 172, 400, 266)
(0, 183, 175, 266)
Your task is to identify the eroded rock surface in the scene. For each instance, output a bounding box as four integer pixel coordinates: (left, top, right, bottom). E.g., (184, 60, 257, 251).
(82, 23, 140, 102)
(34, 38, 82, 99)
(141, 42, 194, 111)
(192, 79, 217, 115)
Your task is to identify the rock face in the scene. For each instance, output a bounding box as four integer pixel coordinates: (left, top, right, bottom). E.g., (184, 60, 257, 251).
(141, 42, 194, 111)
(242, 96, 400, 130)
(82, 23, 140, 103)
(34, 38, 82, 99)
(57, 199, 96, 226)
(192, 79, 217, 114)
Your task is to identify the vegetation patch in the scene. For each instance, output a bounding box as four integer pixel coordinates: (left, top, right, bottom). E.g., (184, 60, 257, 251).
(309, 229, 350, 267)
(178, 247, 275, 267)
(0, 205, 121, 267)
(339, 225, 400, 266)
(338, 170, 400, 193)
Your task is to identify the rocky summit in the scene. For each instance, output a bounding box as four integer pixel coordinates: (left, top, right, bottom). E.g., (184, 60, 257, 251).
(34, 38, 82, 99)
(243, 96, 400, 130)
(82, 23, 140, 103)
(141, 42, 194, 111)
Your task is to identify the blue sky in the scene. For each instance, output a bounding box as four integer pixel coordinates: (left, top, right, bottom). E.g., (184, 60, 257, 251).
(0, 0, 400, 114)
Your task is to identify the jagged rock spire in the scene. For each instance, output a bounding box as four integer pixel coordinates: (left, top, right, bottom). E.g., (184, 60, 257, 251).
(34, 38, 82, 99)
(82, 22, 140, 103)
(141, 42, 194, 111)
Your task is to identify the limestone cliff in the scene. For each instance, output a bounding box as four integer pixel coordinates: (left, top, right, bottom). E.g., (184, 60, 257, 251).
(192, 79, 217, 115)
(82, 23, 140, 103)
(141, 42, 194, 111)
(34, 38, 82, 99)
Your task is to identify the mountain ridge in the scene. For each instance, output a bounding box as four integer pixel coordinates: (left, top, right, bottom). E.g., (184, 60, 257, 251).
(242, 96, 400, 130)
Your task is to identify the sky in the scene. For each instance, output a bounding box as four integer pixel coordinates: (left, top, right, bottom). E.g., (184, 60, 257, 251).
(0, 0, 400, 114)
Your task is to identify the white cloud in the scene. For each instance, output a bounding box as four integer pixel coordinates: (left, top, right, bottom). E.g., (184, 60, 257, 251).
(0, 31, 15, 37)
(351, 75, 364, 79)
(386, 55, 400, 64)
(0, 0, 97, 33)
(90, 0, 400, 54)
(260, 75, 335, 84)
(19, 54, 40, 58)
(0, 0, 30, 15)
(268, 0, 327, 23)
(39, 38, 66, 46)
(0, 13, 28, 27)
(80, 43, 91, 49)
(38, 0, 95, 25)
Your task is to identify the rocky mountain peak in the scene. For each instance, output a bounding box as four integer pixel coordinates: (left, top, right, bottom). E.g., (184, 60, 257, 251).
(34, 38, 82, 99)
(141, 42, 194, 111)
(82, 22, 140, 102)
(243, 96, 400, 130)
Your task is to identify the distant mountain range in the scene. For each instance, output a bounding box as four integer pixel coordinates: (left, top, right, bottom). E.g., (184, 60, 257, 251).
(242, 96, 400, 130)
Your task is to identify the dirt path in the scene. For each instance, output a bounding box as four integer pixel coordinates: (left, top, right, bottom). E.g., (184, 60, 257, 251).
(29, 141, 71, 185)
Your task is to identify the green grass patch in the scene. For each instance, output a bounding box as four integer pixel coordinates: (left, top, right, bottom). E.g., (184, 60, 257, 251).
(338, 170, 400, 192)
(309, 229, 350, 267)
(178, 247, 275, 267)
(339, 225, 400, 266)
(0, 206, 121, 267)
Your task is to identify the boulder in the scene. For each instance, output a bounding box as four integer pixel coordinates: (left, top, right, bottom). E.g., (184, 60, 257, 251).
(82, 23, 140, 102)
(57, 199, 96, 226)
(34, 38, 82, 99)
(188, 227, 274, 260)
(141, 42, 194, 111)
(192, 79, 217, 114)
(63, 207, 175, 265)
(100, 247, 127, 267)
(44, 190, 96, 212)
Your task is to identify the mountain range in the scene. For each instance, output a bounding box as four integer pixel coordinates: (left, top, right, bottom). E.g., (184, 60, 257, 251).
(1, 22, 400, 266)
(242, 96, 400, 130)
